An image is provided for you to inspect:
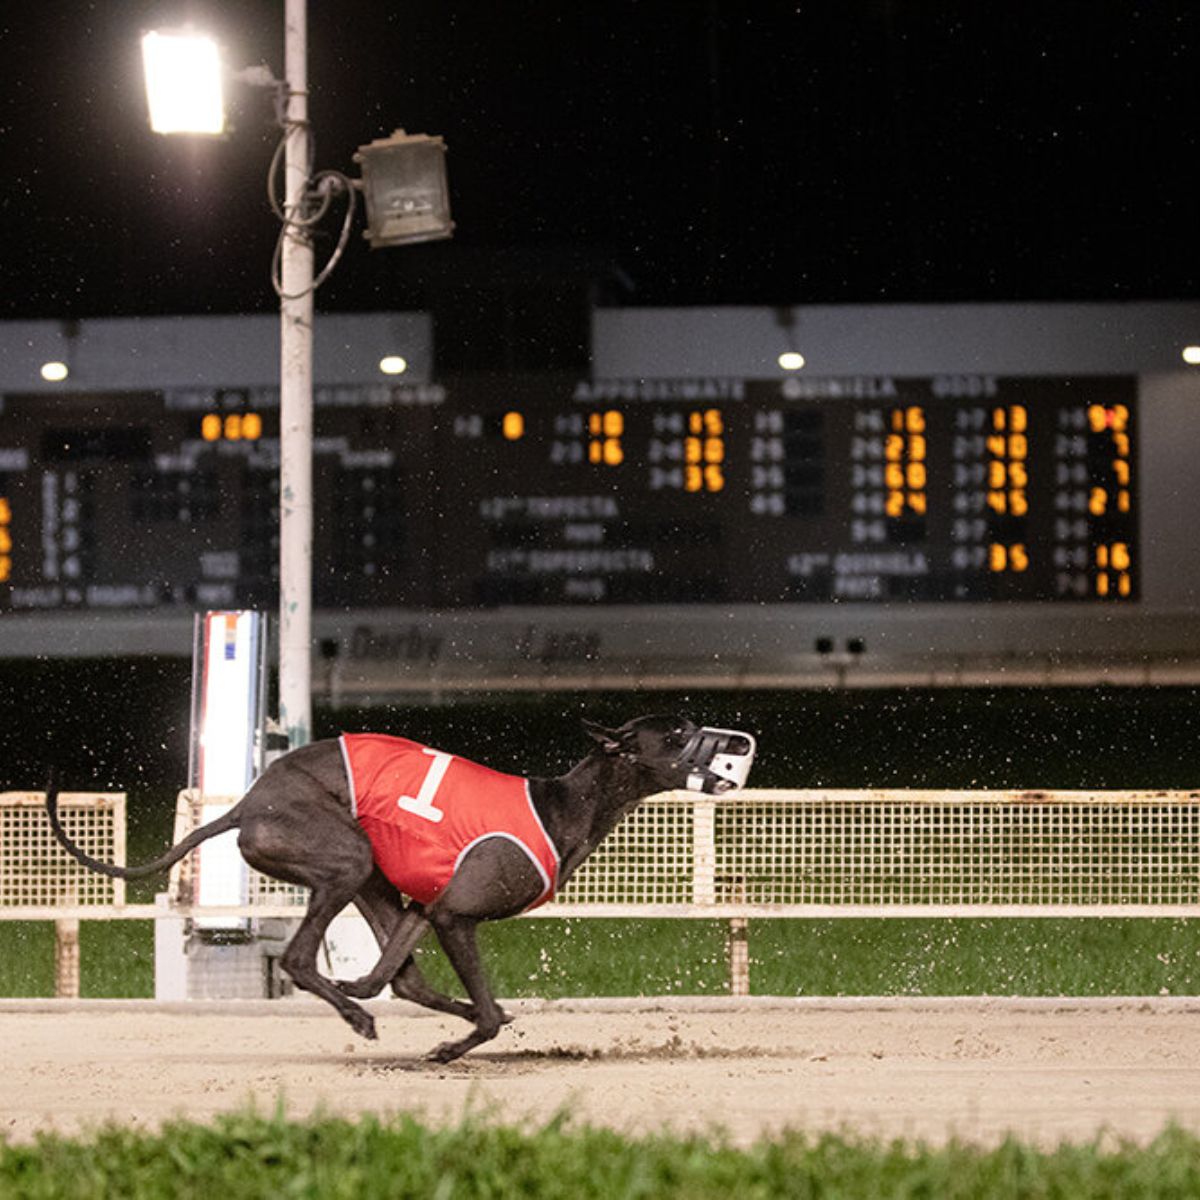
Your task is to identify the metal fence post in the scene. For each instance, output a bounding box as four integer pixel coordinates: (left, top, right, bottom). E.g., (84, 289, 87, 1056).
(54, 917, 80, 998)
(727, 915, 750, 996)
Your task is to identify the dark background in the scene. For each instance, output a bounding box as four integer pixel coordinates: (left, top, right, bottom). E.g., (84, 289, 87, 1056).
(3, 5, 1199, 805)
(4, 655, 1197, 814)
(1, 1, 1197, 336)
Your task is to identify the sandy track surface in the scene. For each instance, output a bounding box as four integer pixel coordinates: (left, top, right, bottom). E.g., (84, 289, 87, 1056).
(4, 997, 1200, 1148)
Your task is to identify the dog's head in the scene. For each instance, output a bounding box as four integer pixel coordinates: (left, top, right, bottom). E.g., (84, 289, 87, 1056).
(582, 715, 756, 795)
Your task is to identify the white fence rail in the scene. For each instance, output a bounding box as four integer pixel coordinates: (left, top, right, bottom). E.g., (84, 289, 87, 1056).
(156, 787, 1200, 919)
(550, 788, 1200, 919)
(0, 791, 128, 997)
(1, 792, 127, 912)
(5, 788, 1200, 995)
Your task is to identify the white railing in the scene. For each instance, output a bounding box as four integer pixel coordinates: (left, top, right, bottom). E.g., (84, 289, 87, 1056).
(6, 788, 1200, 995)
(1, 792, 128, 914)
(0, 791, 128, 997)
(549, 788, 1200, 918)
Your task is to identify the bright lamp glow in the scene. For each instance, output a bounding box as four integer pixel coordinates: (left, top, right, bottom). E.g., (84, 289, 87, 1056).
(778, 351, 806, 371)
(141, 31, 225, 134)
(1183, 345, 1200, 366)
(378, 355, 408, 375)
(40, 361, 69, 382)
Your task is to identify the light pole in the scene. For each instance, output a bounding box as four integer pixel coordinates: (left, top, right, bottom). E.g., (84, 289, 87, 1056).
(277, 0, 314, 748)
(140, 12, 453, 751)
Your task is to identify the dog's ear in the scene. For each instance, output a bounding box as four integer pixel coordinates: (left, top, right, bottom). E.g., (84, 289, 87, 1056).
(581, 719, 623, 754)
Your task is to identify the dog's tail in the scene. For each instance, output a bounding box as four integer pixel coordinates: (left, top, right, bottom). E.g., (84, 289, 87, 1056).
(45, 772, 242, 880)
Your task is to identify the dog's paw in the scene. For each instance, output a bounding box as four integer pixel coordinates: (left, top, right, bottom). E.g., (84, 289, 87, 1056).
(345, 1006, 378, 1041)
(426, 1039, 467, 1064)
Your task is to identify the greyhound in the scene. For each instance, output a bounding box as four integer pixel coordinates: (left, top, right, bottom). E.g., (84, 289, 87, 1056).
(46, 715, 755, 1062)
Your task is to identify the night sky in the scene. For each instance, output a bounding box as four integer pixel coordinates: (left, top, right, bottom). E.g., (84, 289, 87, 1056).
(2, 2, 1198, 328)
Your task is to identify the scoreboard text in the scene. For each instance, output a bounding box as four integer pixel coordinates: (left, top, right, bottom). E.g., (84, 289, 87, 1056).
(0, 374, 1138, 612)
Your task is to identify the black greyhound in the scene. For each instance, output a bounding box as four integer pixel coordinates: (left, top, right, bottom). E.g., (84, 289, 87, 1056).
(46, 715, 751, 1062)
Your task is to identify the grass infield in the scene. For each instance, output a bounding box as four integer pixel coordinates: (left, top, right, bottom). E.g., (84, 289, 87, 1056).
(4, 1110, 1200, 1199)
(2, 915, 1199, 1000)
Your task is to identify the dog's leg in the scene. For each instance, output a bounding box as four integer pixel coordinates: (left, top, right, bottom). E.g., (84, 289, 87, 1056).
(342, 869, 427, 997)
(423, 913, 506, 1063)
(417, 839, 546, 1062)
(342, 870, 480, 1021)
(281, 882, 381, 1038)
(237, 798, 379, 1039)
(333, 902, 431, 1001)
(347, 881, 514, 1027)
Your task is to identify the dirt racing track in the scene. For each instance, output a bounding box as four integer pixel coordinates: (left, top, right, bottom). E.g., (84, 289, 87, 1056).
(3, 996, 1200, 1148)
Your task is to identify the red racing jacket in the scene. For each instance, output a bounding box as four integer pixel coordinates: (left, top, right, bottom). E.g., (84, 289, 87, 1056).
(339, 733, 560, 909)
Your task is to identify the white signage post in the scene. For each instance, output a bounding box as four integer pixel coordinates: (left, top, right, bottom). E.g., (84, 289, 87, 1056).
(191, 611, 267, 929)
(155, 611, 268, 1000)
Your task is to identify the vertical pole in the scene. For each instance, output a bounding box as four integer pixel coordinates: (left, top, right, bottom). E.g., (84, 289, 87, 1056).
(278, 0, 314, 750)
(727, 873, 750, 996)
(727, 916, 750, 996)
(55, 918, 80, 999)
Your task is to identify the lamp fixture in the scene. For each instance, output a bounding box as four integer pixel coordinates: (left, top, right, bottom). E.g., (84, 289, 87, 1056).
(139, 40, 453, 293)
(355, 130, 454, 248)
(141, 30, 226, 135)
(139, 9, 452, 751)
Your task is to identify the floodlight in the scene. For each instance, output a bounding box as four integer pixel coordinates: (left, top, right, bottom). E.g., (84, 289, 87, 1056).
(355, 130, 454, 247)
(141, 30, 225, 135)
(40, 361, 69, 382)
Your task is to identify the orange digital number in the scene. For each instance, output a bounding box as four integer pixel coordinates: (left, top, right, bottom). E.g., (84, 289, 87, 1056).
(990, 543, 1029, 573)
(202, 412, 263, 442)
(1096, 543, 1131, 571)
(885, 406, 926, 519)
(589, 410, 624, 437)
(0, 496, 10, 583)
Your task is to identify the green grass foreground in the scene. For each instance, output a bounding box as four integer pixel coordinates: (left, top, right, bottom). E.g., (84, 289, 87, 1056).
(4, 1111, 1200, 1200)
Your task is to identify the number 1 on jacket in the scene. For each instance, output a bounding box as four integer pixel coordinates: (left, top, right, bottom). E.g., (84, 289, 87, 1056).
(397, 748, 453, 823)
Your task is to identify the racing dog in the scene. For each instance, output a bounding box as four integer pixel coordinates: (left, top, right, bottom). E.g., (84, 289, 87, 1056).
(46, 715, 755, 1062)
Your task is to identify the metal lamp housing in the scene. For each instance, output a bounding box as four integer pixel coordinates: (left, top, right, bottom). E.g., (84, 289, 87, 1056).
(356, 130, 454, 248)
